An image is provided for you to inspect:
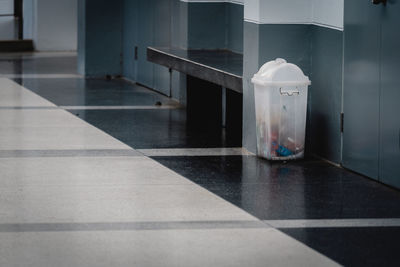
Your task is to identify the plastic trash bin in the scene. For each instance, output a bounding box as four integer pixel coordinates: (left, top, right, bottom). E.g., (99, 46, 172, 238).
(251, 58, 311, 160)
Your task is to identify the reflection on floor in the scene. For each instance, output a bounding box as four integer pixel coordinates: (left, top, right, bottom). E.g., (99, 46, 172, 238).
(1, 52, 400, 266)
(153, 156, 400, 220)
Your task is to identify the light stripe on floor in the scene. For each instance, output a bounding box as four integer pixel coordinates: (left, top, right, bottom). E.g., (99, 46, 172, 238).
(264, 218, 400, 228)
(139, 147, 255, 157)
(0, 149, 143, 158)
(0, 105, 181, 110)
(0, 106, 60, 110)
(3, 219, 400, 233)
(62, 105, 181, 110)
(0, 220, 269, 233)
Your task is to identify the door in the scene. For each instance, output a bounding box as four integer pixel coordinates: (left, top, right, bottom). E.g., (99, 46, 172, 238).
(380, 1, 400, 188)
(342, 0, 383, 179)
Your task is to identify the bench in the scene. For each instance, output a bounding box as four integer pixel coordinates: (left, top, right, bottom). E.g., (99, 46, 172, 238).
(147, 47, 243, 93)
(147, 47, 243, 128)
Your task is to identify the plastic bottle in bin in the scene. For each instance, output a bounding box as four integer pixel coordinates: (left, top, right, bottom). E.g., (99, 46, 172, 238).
(251, 58, 311, 160)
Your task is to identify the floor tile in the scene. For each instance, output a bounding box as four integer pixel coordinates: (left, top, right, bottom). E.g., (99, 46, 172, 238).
(15, 78, 178, 106)
(0, 56, 77, 75)
(0, 109, 91, 127)
(0, 149, 142, 158)
(153, 156, 400, 220)
(280, 227, 400, 267)
(0, 125, 131, 150)
(0, 183, 257, 223)
(0, 78, 54, 107)
(0, 157, 197, 187)
(68, 109, 242, 149)
(0, 228, 339, 267)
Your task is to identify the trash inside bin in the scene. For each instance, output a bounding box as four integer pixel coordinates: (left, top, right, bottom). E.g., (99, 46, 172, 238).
(251, 58, 311, 160)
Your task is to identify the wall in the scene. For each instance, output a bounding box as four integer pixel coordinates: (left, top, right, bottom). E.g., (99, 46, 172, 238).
(122, 0, 138, 81)
(227, 3, 244, 53)
(309, 26, 343, 162)
(244, 0, 343, 29)
(121, 0, 171, 95)
(78, 0, 243, 96)
(184, 0, 243, 52)
(243, 0, 344, 163)
(23, 0, 77, 51)
(121, 0, 244, 101)
(0, 0, 13, 14)
(342, 0, 400, 188)
(78, 0, 123, 77)
(77, 0, 85, 75)
(23, 0, 35, 40)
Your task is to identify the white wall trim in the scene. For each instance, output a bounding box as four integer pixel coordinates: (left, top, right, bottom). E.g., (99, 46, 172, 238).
(244, 19, 343, 31)
(312, 22, 343, 31)
(244, 0, 343, 30)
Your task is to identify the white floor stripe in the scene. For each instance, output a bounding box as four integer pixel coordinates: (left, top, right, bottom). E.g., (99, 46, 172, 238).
(61, 105, 181, 110)
(264, 218, 400, 228)
(138, 147, 255, 157)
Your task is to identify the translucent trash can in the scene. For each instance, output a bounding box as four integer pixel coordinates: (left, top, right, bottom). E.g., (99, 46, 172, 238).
(251, 58, 311, 160)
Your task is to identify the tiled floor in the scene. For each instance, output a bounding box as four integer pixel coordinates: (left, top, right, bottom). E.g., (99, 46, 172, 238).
(1, 52, 400, 266)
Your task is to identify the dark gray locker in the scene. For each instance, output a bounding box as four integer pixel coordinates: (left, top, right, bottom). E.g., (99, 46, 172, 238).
(380, 1, 400, 188)
(343, 0, 382, 179)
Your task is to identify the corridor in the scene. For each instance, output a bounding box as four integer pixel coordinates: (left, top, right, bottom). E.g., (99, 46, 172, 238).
(1, 52, 400, 266)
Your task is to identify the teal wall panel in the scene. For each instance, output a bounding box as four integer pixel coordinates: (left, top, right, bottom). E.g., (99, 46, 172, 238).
(242, 22, 259, 152)
(78, 0, 123, 77)
(186, 2, 243, 52)
(379, 1, 400, 188)
(187, 3, 226, 49)
(122, 0, 138, 81)
(227, 3, 244, 53)
(153, 0, 172, 96)
(258, 24, 311, 77)
(122, 0, 171, 95)
(85, 0, 123, 76)
(309, 26, 343, 163)
(342, 0, 381, 179)
(136, 0, 155, 88)
(342, 0, 400, 188)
